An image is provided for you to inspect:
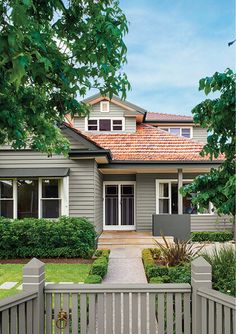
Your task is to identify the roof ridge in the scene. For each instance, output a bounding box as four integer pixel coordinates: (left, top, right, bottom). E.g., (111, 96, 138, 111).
(147, 111, 193, 118)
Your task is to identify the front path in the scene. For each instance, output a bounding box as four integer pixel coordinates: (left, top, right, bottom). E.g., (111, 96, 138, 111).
(103, 247, 147, 283)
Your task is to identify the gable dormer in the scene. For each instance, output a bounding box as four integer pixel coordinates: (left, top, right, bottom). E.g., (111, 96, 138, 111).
(73, 94, 146, 134)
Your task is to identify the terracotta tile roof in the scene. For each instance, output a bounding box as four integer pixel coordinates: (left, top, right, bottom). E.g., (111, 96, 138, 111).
(146, 112, 193, 122)
(85, 124, 220, 161)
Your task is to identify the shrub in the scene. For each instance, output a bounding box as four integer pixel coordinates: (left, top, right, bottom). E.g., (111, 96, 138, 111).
(155, 235, 203, 266)
(84, 274, 102, 284)
(168, 265, 191, 284)
(0, 216, 96, 259)
(142, 249, 155, 270)
(146, 265, 169, 280)
(191, 231, 233, 242)
(94, 249, 110, 260)
(149, 277, 165, 284)
(202, 246, 236, 296)
(90, 256, 108, 278)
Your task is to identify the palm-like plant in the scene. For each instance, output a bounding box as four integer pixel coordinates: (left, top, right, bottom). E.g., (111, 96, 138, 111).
(155, 235, 204, 267)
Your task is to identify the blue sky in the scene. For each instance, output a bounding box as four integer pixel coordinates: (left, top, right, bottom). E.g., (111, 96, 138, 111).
(114, 0, 235, 115)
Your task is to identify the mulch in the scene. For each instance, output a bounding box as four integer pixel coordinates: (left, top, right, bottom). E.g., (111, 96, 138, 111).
(0, 258, 94, 264)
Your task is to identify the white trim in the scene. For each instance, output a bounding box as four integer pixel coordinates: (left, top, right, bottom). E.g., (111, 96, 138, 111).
(156, 179, 214, 215)
(61, 176, 69, 216)
(100, 101, 110, 112)
(13, 179, 17, 219)
(103, 181, 136, 231)
(85, 117, 125, 132)
(159, 126, 193, 139)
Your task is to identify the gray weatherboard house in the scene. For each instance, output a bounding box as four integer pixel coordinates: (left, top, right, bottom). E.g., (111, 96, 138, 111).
(0, 94, 230, 237)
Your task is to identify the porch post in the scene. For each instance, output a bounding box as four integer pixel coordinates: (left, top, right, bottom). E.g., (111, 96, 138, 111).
(178, 168, 183, 214)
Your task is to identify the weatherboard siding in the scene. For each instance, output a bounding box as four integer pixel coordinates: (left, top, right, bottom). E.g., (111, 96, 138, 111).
(94, 163, 103, 235)
(192, 127, 208, 143)
(135, 173, 231, 231)
(73, 101, 137, 133)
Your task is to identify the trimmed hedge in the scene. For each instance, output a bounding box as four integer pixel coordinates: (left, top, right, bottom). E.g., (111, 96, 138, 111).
(86, 250, 110, 284)
(191, 231, 233, 242)
(142, 248, 191, 283)
(84, 275, 102, 284)
(0, 216, 96, 259)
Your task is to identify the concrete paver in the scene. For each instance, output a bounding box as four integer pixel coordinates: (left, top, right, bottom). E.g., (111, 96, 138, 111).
(103, 247, 147, 283)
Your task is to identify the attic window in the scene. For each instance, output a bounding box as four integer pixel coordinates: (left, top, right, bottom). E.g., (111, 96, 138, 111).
(100, 101, 109, 112)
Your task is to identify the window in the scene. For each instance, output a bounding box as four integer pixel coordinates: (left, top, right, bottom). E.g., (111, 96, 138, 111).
(100, 101, 109, 112)
(160, 127, 192, 138)
(18, 179, 38, 219)
(0, 180, 13, 218)
(87, 118, 124, 131)
(156, 180, 213, 214)
(0, 177, 66, 219)
(41, 179, 61, 218)
(99, 119, 111, 131)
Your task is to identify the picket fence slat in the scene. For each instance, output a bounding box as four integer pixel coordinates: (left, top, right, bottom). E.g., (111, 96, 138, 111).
(216, 303, 223, 334)
(97, 293, 104, 334)
(62, 293, 70, 334)
(54, 293, 61, 334)
(131, 293, 138, 334)
(175, 292, 182, 334)
(140, 293, 147, 334)
(149, 293, 156, 334)
(72, 293, 78, 334)
(183, 293, 190, 334)
(157, 293, 165, 334)
(123, 293, 130, 334)
(208, 300, 215, 334)
(105, 293, 113, 334)
(114, 293, 121, 334)
(18, 303, 26, 334)
(1, 310, 9, 334)
(224, 306, 231, 334)
(80, 293, 87, 334)
(89, 293, 96, 334)
(166, 292, 173, 334)
(201, 296, 207, 334)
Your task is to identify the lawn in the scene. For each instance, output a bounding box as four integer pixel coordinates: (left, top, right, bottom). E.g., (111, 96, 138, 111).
(0, 263, 92, 300)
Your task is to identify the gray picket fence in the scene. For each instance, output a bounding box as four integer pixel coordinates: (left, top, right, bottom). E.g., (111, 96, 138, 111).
(0, 256, 235, 334)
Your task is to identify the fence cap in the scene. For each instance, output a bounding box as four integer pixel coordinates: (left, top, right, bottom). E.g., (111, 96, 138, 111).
(191, 256, 211, 273)
(23, 258, 45, 276)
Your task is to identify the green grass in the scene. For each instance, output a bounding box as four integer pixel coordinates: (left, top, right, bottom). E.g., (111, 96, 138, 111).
(0, 263, 91, 300)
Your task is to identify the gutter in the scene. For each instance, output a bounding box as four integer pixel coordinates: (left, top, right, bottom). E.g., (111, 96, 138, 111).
(69, 149, 112, 162)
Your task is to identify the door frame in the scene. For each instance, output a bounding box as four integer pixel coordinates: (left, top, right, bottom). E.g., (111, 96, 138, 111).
(103, 181, 136, 231)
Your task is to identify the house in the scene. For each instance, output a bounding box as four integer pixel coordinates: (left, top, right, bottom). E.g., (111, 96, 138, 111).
(0, 93, 230, 236)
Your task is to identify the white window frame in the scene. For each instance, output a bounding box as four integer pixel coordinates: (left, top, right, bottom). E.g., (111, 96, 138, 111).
(156, 179, 214, 215)
(0, 179, 14, 218)
(160, 127, 193, 139)
(100, 101, 110, 112)
(103, 181, 136, 231)
(86, 117, 125, 132)
(0, 177, 69, 219)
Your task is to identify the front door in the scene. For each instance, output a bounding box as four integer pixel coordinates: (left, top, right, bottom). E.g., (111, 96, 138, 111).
(104, 182, 135, 230)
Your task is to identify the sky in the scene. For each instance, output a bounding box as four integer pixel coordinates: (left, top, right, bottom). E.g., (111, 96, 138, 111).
(87, 0, 235, 116)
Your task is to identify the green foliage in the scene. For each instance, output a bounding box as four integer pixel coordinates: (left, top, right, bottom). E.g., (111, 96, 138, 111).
(93, 249, 110, 260)
(0, 0, 130, 154)
(191, 231, 233, 242)
(181, 69, 236, 217)
(168, 265, 191, 284)
(142, 249, 155, 269)
(155, 235, 203, 267)
(84, 274, 102, 284)
(90, 256, 108, 278)
(0, 216, 96, 259)
(146, 266, 169, 280)
(149, 277, 165, 284)
(202, 246, 236, 296)
(86, 249, 110, 283)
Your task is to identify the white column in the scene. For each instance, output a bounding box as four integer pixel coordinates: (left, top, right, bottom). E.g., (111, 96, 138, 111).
(178, 168, 183, 214)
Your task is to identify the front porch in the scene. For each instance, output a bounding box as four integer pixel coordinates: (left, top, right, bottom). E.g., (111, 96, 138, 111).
(97, 231, 174, 249)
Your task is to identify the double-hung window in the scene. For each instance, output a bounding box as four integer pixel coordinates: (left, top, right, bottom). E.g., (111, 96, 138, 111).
(0, 180, 14, 218)
(156, 180, 212, 214)
(0, 178, 64, 219)
(87, 118, 124, 131)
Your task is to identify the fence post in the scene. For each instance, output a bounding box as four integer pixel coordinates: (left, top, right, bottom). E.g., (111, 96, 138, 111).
(191, 256, 212, 334)
(23, 258, 45, 334)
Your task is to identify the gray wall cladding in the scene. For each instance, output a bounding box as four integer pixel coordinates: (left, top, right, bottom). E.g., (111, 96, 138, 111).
(73, 101, 137, 133)
(192, 127, 208, 143)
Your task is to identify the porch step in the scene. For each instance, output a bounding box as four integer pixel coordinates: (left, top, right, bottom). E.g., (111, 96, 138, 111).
(97, 232, 174, 249)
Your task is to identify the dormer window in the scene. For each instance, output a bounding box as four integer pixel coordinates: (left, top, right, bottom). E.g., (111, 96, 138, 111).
(160, 127, 192, 138)
(100, 101, 109, 112)
(87, 118, 124, 131)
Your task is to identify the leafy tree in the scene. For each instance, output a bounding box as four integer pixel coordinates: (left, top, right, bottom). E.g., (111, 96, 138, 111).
(0, 0, 130, 154)
(181, 68, 235, 223)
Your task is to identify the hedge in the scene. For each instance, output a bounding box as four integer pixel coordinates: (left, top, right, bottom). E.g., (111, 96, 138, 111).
(191, 231, 233, 242)
(0, 216, 96, 259)
(86, 250, 110, 283)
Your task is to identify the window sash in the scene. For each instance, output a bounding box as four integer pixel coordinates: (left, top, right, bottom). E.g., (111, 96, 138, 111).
(87, 118, 124, 131)
(160, 127, 192, 138)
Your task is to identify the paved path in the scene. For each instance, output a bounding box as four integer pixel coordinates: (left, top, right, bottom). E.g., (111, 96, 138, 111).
(103, 247, 147, 283)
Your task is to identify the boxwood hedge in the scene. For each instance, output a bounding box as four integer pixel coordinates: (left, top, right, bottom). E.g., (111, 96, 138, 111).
(0, 216, 96, 259)
(191, 231, 233, 242)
